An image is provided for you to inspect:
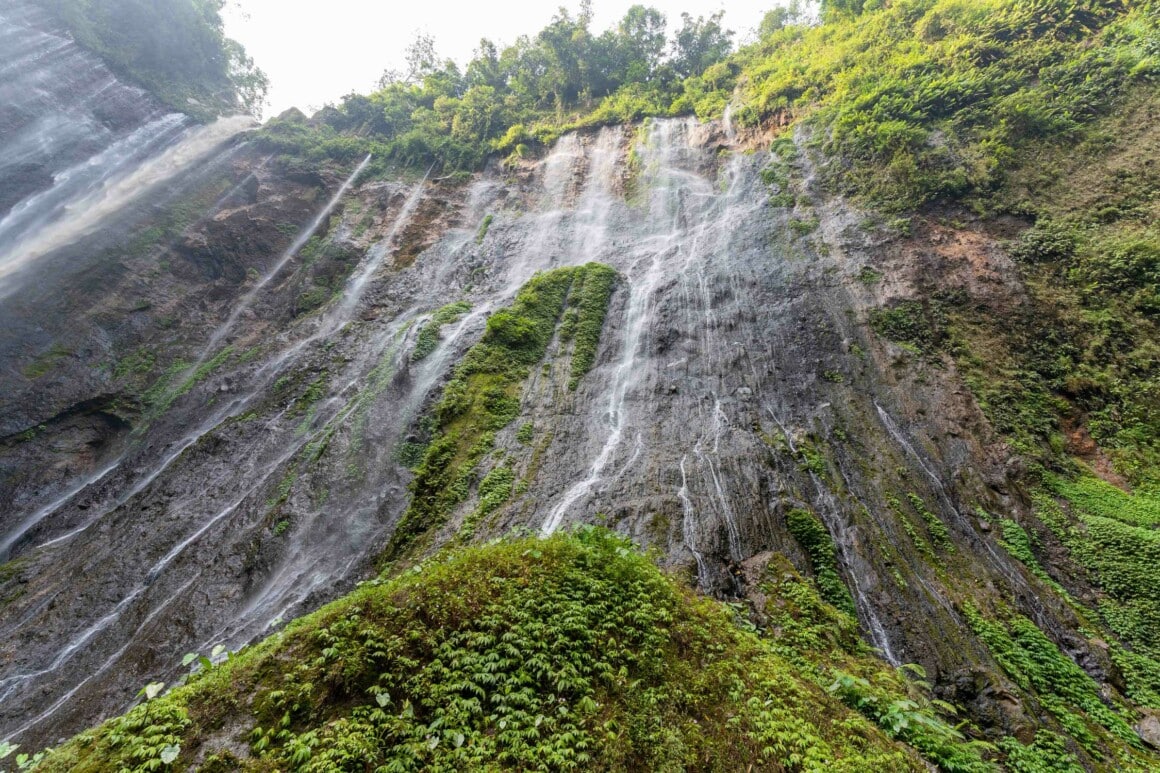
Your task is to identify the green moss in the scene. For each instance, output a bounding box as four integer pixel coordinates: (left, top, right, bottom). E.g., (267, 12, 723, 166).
(475, 214, 494, 244)
(383, 265, 613, 563)
(412, 301, 473, 362)
(906, 493, 953, 553)
(785, 508, 857, 615)
(112, 348, 157, 382)
(565, 264, 618, 391)
(22, 343, 72, 380)
(793, 436, 829, 476)
(38, 529, 932, 772)
(515, 422, 535, 444)
(870, 301, 946, 356)
(141, 346, 236, 419)
(790, 217, 820, 236)
(295, 285, 334, 315)
(459, 464, 516, 541)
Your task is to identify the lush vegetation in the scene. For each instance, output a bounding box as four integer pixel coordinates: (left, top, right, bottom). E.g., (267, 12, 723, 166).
(255, 5, 735, 173)
(383, 264, 617, 562)
(789, 1, 1160, 483)
(964, 602, 1149, 765)
(1027, 475, 1160, 708)
(27, 528, 1047, 772)
(784, 508, 856, 615)
(43, 0, 268, 118)
(731, 0, 1159, 210)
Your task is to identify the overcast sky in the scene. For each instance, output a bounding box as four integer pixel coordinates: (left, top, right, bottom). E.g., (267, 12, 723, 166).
(222, 1, 776, 117)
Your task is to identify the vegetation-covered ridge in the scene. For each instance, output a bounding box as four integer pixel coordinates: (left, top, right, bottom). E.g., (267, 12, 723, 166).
(11, 527, 1085, 772)
(383, 263, 618, 562)
(43, 0, 268, 119)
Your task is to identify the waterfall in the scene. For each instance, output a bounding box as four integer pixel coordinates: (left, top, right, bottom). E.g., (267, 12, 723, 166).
(1, 113, 957, 742)
(0, 3, 256, 289)
(193, 153, 372, 364)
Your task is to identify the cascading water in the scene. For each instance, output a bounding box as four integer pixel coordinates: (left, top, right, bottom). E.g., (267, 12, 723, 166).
(193, 153, 373, 365)
(0, 1, 167, 214)
(0, 109, 1045, 749)
(0, 2, 256, 290)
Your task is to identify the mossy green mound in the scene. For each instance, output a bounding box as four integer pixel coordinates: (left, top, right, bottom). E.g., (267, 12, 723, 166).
(33, 529, 945, 772)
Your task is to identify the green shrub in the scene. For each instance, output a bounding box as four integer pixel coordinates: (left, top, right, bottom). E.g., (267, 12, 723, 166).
(870, 301, 945, 355)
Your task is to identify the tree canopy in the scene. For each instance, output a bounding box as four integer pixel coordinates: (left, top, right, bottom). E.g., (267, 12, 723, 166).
(260, 3, 736, 172)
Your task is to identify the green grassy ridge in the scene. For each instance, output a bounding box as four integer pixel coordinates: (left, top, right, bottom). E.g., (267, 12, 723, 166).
(27, 528, 1025, 772)
(382, 264, 617, 563)
(734, 0, 1159, 211)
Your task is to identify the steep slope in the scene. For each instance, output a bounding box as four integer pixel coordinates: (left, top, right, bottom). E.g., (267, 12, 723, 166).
(1, 1, 1159, 769)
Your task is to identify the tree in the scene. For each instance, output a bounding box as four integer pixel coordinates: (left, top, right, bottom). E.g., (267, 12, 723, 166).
(44, 0, 267, 117)
(822, 0, 866, 19)
(671, 11, 733, 78)
(379, 33, 440, 89)
(612, 5, 668, 84)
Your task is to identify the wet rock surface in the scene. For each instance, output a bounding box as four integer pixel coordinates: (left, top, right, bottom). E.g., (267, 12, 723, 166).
(0, 98, 1121, 758)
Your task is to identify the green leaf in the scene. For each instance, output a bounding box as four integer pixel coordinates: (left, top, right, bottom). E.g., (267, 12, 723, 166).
(144, 681, 165, 700)
(376, 692, 391, 707)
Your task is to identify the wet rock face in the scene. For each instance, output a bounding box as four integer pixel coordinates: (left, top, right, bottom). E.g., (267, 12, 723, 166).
(0, 116, 1090, 750)
(0, 0, 182, 232)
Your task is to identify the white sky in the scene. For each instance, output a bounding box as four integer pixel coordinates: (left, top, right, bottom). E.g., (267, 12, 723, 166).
(222, 1, 775, 117)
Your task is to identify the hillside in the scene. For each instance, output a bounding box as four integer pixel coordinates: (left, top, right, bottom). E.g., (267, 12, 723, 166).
(1, 0, 1159, 770)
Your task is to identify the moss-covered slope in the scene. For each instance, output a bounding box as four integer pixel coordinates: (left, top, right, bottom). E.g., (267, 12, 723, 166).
(27, 529, 949, 772)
